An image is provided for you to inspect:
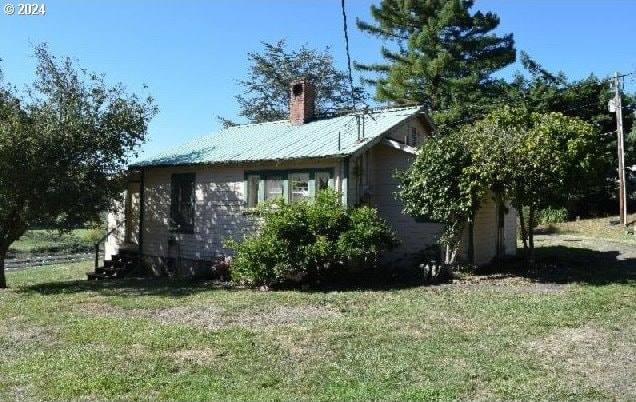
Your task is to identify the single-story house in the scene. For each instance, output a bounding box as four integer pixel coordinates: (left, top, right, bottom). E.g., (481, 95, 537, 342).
(105, 80, 516, 277)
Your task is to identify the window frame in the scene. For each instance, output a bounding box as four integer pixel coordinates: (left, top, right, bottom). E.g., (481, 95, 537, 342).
(314, 171, 331, 195)
(170, 172, 196, 234)
(289, 172, 311, 203)
(264, 174, 285, 202)
(408, 127, 419, 147)
(243, 168, 334, 208)
(246, 174, 261, 208)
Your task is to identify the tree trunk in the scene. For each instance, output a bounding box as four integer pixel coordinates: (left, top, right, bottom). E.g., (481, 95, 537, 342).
(445, 244, 451, 265)
(518, 206, 529, 263)
(467, 215, 475, 265)
(0, 249, 6, 289)
(528, 206, 536, 268)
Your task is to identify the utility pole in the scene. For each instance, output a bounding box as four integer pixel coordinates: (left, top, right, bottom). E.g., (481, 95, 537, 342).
(612, 72, 628, 225)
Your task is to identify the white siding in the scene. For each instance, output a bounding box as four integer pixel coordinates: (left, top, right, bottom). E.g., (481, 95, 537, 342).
(385, 116, 430, 146)
(139, 159, 341, 261)
(142, 165, 248, 260)
(105, 197, 125, 258)
(368, 144, 443, 259)
(459, 198, 518, 265)
(503, 204, 517, 256)
(471, 197, 497, 266)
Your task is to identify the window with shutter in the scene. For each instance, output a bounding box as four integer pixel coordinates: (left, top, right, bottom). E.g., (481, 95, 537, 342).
(170, 173, 195, 233)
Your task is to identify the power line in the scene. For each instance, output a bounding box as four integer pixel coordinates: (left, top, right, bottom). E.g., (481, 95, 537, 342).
(340, 0, 356, 109)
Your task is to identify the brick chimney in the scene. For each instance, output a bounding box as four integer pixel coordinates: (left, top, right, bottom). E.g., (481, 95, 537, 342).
(289, 79, 315, 125)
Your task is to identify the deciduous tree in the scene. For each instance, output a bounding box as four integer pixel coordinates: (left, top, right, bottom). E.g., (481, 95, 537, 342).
(0, 45, 157, 288)
(396, 132, 484, 264)
(505, 52, 636, 216)
(466, 106, 596, 266)
(228, 40, 366, 125)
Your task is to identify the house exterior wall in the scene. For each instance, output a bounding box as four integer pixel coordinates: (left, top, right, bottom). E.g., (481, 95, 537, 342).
(385, 116, 430, 146)
(106, 113, 516, 276)
(470, 197, 497, 265)
(117, 158, 342, 276)
(105, 196, 126, 259)
(142, 164, 245, 262)
(503, 203, 517, 256)
(459, 196, 518, 265)
(126, 181, 140, 244)
(367, 143, 444, 263)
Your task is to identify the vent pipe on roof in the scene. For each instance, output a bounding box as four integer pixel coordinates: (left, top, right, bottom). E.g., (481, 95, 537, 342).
(355, 113, 366, 143)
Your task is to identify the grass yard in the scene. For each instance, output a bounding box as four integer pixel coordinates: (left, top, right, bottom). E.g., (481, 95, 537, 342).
(9, 228, 104, 254)
(1, 234, 634, 401)
(540, 212, 636, 244)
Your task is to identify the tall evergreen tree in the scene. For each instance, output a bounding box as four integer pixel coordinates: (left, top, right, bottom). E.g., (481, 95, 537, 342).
(356, 0, 515, 128)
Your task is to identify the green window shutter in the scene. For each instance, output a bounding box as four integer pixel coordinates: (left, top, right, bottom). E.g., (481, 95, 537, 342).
(170, 173, 196, 234)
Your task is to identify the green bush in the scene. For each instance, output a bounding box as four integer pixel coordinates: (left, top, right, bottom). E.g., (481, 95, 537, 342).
(536, 206, 569, 225)
(226, 189, 400, 286)
(521, 206, 569, 229)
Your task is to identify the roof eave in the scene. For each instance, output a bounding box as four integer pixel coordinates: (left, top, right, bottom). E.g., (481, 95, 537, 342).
(128, 153, 352, 170)
(349, 106, 426, 158)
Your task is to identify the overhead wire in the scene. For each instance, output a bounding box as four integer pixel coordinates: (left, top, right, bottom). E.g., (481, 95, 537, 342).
(341, 0, 356, 110)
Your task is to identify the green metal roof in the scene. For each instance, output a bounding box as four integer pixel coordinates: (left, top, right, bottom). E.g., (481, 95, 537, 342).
(132, 106, 424, 168)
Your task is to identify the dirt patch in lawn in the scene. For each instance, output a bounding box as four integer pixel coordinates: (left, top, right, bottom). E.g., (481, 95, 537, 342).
(1, 317, 59, 347)
(170, 347, 225, 366)
(77, 303, 340, 330)
(451, 273, 567, 293)
(525, 326, 636, 400)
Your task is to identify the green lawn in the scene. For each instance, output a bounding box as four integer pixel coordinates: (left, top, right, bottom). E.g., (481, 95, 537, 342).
(540, 212, 636, 244)
(1, 237, 634, 401)
(9, 228, 103, 254)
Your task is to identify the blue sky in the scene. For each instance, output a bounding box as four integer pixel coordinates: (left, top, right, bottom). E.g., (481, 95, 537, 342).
(1, 0, 635, 159)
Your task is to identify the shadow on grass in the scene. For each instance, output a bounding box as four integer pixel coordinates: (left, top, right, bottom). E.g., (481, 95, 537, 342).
(20, 276, 235, 298)
(19, 244, 636, 296)
(20, 267, 430, 296)
(479, 246, 636, 286)
(277, 268, 431, 293)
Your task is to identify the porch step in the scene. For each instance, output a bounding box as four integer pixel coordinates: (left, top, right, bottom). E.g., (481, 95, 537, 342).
(87, 249, 140, 280)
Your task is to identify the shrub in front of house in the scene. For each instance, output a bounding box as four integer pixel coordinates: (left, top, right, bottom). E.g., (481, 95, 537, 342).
(226, 189, 400, 287)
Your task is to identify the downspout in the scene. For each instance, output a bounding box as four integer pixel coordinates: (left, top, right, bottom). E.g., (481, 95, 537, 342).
(138, 168, 145, 267)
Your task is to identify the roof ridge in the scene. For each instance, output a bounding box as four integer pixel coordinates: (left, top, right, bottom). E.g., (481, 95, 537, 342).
(226, 104, 424, 130)
(226, 119, 288, 129)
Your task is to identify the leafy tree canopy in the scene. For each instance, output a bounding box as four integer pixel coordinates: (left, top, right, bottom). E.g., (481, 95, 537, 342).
(504, 52, 636, 215)
(396, 132, 484, 264)
(356, 0, 515, 128)
(0, 44, 157, 288)
(398, 106, 595, 267)
(224, 40, 366, 126)
(465, 106, 596, 266)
